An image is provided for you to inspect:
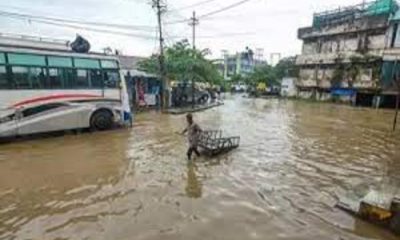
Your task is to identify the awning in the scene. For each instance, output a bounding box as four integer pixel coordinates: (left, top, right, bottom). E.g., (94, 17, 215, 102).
(331, 88, 356, 96)
(122, 69, 157, 78)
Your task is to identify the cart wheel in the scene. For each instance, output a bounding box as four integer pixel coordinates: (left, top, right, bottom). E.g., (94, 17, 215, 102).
(390, 212, 400, 235)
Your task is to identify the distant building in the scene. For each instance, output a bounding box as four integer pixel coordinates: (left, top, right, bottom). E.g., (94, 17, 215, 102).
(281, 77, 297, 97)
(218, 47, 267, 81)
(381, 8, 400, 107)
(296, 0, 400, 107)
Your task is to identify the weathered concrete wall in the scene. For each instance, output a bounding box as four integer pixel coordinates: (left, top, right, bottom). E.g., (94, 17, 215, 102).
(368, 34, 386, 50)
(297, 65, 376, 90)
(297, 13, 386, 98)
(298, 15, 388, 40)
(297, 90, 314, 99)
(303, 42, 318, 55)
(298, 69, 317, 87)
(318, 92, 331, 101)
(343, 37, 359, 52)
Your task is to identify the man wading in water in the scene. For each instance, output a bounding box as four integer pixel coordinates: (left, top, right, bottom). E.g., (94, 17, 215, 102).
(181, 113, 202, 160)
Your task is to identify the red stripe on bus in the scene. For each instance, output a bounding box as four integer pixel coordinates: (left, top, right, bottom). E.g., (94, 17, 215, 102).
(12, 94, 102, 107)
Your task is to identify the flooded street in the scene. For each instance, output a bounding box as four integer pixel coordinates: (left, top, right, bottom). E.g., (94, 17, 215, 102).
(1, 95, 400, 240)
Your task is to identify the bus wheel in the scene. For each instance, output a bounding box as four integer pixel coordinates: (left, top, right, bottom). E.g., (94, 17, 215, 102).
(90, 110, 113, 131)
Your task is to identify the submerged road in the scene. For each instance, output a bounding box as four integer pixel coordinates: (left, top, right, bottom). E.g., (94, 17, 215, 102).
(0, 95, 399, 240)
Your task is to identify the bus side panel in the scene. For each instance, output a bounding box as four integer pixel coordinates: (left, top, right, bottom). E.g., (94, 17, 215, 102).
(17, 107, 81, 135)
(0, 89, 121, 108)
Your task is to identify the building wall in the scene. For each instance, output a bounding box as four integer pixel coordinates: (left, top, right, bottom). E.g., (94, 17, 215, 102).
(296, 10, 388, 100)
(281, 77, 297, 97)
(298, 68, 317, 87)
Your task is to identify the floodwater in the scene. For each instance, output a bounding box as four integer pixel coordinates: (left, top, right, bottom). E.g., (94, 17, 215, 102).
(0, 95, 400, 240)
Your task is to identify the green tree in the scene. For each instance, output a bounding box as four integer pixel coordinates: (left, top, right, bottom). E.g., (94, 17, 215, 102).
(274, 56, 298, 79)
(230, 74, 243, 83)
(138, 40, 223, 85)
(247, 64, 278, 87)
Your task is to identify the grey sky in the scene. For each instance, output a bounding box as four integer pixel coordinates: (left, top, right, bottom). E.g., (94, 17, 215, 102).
(0, 0, 363, 60)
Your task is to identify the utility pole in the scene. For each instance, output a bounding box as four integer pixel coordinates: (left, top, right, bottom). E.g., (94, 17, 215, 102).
(189, 11, 199, 109)
(391, 60, 399, 131)
(152, 0, 168, 109)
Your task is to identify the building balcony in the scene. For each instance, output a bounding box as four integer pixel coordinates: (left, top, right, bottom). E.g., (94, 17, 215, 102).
(383, 48, 400, 60)
(296, 50, 383, 65)
(298, 15, 388, 40)
(296, 78, 377, 89)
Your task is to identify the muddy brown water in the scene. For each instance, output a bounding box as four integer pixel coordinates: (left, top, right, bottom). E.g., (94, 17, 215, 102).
(0, 95, 399, 240)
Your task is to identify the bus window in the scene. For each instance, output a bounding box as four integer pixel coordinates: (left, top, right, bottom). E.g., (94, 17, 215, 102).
(12, 66, 30, 89)
(104, 70, 120, 88)
(101, 60, 118, 69)
(11, 66, 47, 89)
(76, 69, 89, 88)
(74, 58, 100, 69)
(49, 68, 75, 89)
(89, 70, 102, 88)
(49, 68, 63, 89)
(29, 68, 47, 89)
(8, 53, 46, 66)
(22, 103, 67, 118)
(0, 66, 8, 89)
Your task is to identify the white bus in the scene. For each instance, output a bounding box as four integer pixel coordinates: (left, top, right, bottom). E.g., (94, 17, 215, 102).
(0, 45, 131, 139)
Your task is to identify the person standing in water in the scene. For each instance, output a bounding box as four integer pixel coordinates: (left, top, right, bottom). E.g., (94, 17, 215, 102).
(182, 113, 202, 160)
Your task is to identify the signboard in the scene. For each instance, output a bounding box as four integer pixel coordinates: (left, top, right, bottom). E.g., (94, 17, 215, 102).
(144, 94, 156, 106)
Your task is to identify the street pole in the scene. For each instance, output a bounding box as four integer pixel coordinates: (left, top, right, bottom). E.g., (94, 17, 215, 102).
(393, 89, 399, 131)
(189, 11, 199, 109)
(392, 60, 398, 131)
(152, 0, 168, 109)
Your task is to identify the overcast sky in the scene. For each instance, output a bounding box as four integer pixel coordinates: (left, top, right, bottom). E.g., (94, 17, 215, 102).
(0, 0, 363, 61)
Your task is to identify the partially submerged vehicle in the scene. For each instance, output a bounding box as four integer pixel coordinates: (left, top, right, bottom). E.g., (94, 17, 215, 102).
(0, 35, 131, 140)
(336, 187, 400, 234)
(0, 94, 125, 139)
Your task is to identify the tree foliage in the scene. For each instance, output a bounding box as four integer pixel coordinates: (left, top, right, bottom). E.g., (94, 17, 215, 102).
(138, 40, 223, 85)
(247, 64, 278, 86)
(245, 57, 297, 87)
(274, 56, 298, 80)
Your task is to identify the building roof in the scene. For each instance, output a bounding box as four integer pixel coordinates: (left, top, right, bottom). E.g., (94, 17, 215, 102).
(117, 55, 146, 70)
(391, 8, 400, 21)
(366, 0, 397, 15)
(312, 0, 398, 28)
(117, 55, 157, 78)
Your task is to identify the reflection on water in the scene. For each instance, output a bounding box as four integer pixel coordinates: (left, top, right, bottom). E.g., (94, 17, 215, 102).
(185, 162, 202, 199)
(0, 96, 399, 240)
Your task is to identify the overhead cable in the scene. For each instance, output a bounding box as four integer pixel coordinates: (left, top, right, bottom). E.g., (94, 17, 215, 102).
(198, 0, 254, 19)
(0, 10, 156, 31)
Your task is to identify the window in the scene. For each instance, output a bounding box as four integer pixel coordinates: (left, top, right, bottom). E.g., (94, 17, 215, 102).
(74, 58, 100, 69)
(12, 66, 29, 89)
(48, 56, 73, 68)
(76, 69, 90, 88)
(12, 66, 47, 89)
(0, 53, 5, 64)
(101, 60, 118, 69)
(8, 53, 46, 66)
(22, 103, 66, 118)
(89, 69, 102, 88)
(48, 68, 75, 89)
(0, 66, 9, 89)
(29, 67, 47, 89)
(104, 70, 120, 88)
